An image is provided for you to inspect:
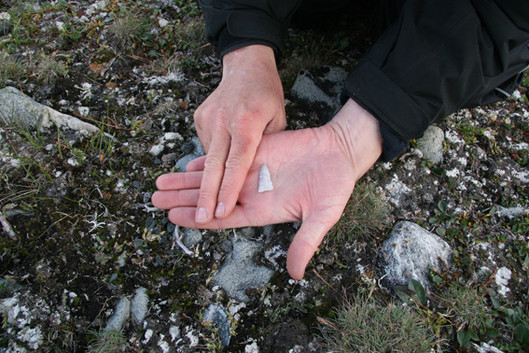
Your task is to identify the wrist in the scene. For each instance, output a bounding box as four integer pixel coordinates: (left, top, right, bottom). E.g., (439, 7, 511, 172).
(222, 45, 276, 76)
(326, 99, 383, 181)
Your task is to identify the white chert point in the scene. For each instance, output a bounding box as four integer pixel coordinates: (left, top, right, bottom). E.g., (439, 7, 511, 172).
(258, 164, 273, 193)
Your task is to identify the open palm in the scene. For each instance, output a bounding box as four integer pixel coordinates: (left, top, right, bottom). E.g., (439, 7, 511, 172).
(152, 126, 357, 279)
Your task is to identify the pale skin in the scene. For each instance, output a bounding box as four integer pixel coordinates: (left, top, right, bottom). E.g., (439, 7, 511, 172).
(152, 56, 383, 279)
(192, 45, 286, 223)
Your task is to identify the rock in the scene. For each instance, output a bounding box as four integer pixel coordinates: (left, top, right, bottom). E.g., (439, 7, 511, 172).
(105, 297, 130, 332)
(494, 205, 529, 219)
(130, 287, 149, 325)
(0, 277, 19, 297)
(202, 303, 231, 347)
(417, 125, 444, 164)
(263, 321, 309, 353)
(219, 239, 233, 253)
(245, 341, 260, 353)
(0, 87, 100, 136)
(0, 213, 17, 240)
(291, 67, 348, 121)
(175, 136, 205, 171)
(495, 266, 512, 297)
(211, 235, 274, 302)
(378, 221, 452, 290)
(159, 18, 170, 28)
(161, 152, 177, 163)
(149, 144, 165, 156)
(181, 228, 202, 248)
(471, 342, 505, 353)
(169, 326, 180, 341)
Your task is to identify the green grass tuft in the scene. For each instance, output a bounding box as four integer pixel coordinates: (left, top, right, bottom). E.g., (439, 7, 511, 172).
(319, 288, 438, 353)
(328, 181, 392, 242)
(87, 329, 129, 353)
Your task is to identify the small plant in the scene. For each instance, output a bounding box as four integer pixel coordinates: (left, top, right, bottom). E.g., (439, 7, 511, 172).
(319, 287, 438, 352)
(174, 0, 202, 17)
(455, 121, 486, 144)
(0, 51, 29, 85)
(442, 286, 496, 348)
(60, 22, 87, 43)
(490, 295, 529, 352)
(34, 53, 69, 84)
(87, 329, 128, 353)
(329, 181, 391, 242)
(174, 18, 206, 51)
(108, 11, 151, 52)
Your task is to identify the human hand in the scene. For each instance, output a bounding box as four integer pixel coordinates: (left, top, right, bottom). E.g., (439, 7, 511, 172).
(193, 45, 286, 224)
(153, 99, 383, 279)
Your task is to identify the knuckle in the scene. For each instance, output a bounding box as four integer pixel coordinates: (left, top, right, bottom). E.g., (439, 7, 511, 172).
(203, 155, 225, 171)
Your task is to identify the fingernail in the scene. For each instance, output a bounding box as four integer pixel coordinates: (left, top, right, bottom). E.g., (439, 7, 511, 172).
(195, 207, 207, 223)
(215, 202, 225, 218)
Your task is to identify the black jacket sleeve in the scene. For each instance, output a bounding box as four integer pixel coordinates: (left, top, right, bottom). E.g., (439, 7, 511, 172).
(200, 0, 529, 161)
(198, 0, 303, 61)
(346, 0, 529, 159)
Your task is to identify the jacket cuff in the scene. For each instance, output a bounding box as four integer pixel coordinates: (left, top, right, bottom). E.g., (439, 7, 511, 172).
(378, 123, 408, 161)
(218, 28, 281, 62)
(345, 60, 431, 141)
(344, 60, 432, 160)
(216, 9, 286, 62)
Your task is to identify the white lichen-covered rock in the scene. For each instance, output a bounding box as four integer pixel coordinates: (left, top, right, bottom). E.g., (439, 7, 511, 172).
(0, 86, 100, 135)
(378, 221, 452, 290)
(211, 234, 273, 302)
(495, 266, 512, 297)
(417, 125, 444, 164)
(471, 342, 505, 353)
(291, 67, 348, 120)
(202, 303, 231, 347)
(105, 297, 130, 332)
(130, 287, 149, 325)
(495, 205, 529, 219)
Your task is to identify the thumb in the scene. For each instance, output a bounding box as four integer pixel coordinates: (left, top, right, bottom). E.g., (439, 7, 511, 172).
(286, 215, 335, 280)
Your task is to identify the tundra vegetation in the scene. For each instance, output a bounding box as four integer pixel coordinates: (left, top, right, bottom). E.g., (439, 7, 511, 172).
(0, 1, 528, 352)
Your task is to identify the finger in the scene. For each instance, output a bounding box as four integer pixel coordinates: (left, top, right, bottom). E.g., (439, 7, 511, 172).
(156, 171, 202, 191)
(286, 216, 335, 280)
(151, 189, 200, 209)
(215, 133, 260, 218)
(168, 206, 256, 229)
(185, 156, 206, 172)
(195, 133, 230, 223)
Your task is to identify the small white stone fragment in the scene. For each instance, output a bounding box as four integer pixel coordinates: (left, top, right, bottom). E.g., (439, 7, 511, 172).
(258, 164, 273, 192)
(169, 326, 180, 341)
(245, 341, 260, 353)
(163, 132, 182, 141)
(158, 335, 170, 353)
(0, 214, 17, 240)
(149, 144, 164, 156)
(67, 157, 80, 167)
(143, 329, 153, 344)
(495, 267, 512, 297)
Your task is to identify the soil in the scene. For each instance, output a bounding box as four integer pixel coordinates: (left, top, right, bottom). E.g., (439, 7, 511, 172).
(0, 1, 528, 352)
